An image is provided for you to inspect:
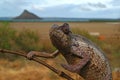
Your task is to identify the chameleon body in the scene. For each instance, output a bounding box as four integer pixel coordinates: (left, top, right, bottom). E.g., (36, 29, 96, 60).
(49, 23, 112, 80)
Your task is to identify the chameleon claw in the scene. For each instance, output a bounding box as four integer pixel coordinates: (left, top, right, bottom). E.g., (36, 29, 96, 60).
(27, 51, 35, 60)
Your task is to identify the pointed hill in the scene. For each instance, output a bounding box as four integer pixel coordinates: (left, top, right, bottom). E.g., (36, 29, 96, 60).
(14, 10, 41, 19)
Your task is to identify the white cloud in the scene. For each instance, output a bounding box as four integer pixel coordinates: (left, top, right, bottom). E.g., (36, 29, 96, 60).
(29, 0, 112, 8)
(41, 0, 112, 5)
(31, 5, 45, 11)
(28, 0, 118, 12)
(0, 0, 119, 18)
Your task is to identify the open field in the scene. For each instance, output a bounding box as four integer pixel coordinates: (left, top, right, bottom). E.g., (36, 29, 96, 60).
(7, 22, 120, 38)
(0, 22, 120, 80)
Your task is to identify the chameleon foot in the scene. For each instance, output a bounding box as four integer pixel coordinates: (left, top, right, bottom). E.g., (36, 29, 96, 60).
(27, 51, 35, 60)
(61, 64, 80, 73)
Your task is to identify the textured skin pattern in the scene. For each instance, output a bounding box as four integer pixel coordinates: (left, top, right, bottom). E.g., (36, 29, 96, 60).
(49, 23, 112, 80)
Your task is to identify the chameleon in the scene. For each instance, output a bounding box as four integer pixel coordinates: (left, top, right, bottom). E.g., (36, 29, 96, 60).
(27, 23, 112, 80)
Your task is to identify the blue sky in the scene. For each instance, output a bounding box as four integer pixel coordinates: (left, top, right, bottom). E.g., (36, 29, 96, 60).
(0, 0, 120, 18)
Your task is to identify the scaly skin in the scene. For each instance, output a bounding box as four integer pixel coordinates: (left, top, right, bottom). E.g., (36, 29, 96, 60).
(49, 23, 112, 80)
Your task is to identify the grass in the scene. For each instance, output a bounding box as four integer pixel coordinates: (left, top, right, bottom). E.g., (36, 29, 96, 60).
(0, 21, 120, 80)
(0, 59, 119, 80)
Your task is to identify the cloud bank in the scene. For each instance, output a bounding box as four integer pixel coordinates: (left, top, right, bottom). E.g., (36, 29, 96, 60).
(0, 0, 120, 18)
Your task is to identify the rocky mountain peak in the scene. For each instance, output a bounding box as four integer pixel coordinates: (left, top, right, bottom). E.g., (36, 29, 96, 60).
(14, 10, 41, 19)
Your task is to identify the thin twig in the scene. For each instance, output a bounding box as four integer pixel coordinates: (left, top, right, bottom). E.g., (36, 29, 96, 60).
(0, 49, 74, 80)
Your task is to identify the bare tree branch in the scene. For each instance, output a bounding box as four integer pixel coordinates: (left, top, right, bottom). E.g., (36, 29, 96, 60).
(0, 49, 74, 80)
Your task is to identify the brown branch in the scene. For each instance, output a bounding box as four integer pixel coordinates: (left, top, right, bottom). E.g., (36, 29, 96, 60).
(0, 49, 74, 80)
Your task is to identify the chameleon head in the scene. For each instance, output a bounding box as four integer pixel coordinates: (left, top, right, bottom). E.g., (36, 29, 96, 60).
(49, 23, 71, 49)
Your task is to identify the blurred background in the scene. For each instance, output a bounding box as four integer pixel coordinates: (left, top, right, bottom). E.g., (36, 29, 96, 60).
(0, 0, 120, 80)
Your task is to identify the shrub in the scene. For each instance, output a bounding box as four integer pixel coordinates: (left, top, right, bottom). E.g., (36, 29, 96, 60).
(14, 29, 41, 52)
(0, 22, 17, 60)
(0, 22, 16, 49)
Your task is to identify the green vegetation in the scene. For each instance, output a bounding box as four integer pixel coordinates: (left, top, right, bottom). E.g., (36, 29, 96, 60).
(0, 22, 16, 49)
(0, 22, 36, 59)
(0, 22, 55, 60)
(0, 22, 120, 68)
(0, 22, 17, 60)
(14, 29, 40, 51)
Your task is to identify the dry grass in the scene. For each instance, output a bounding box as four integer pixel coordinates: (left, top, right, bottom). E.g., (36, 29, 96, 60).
(0, 59, 119, 80)
(0, 22, 120, 80)
(113, 70, 120, 80)
(0, 59, 83, 80)
(6, 22, 120, 37)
